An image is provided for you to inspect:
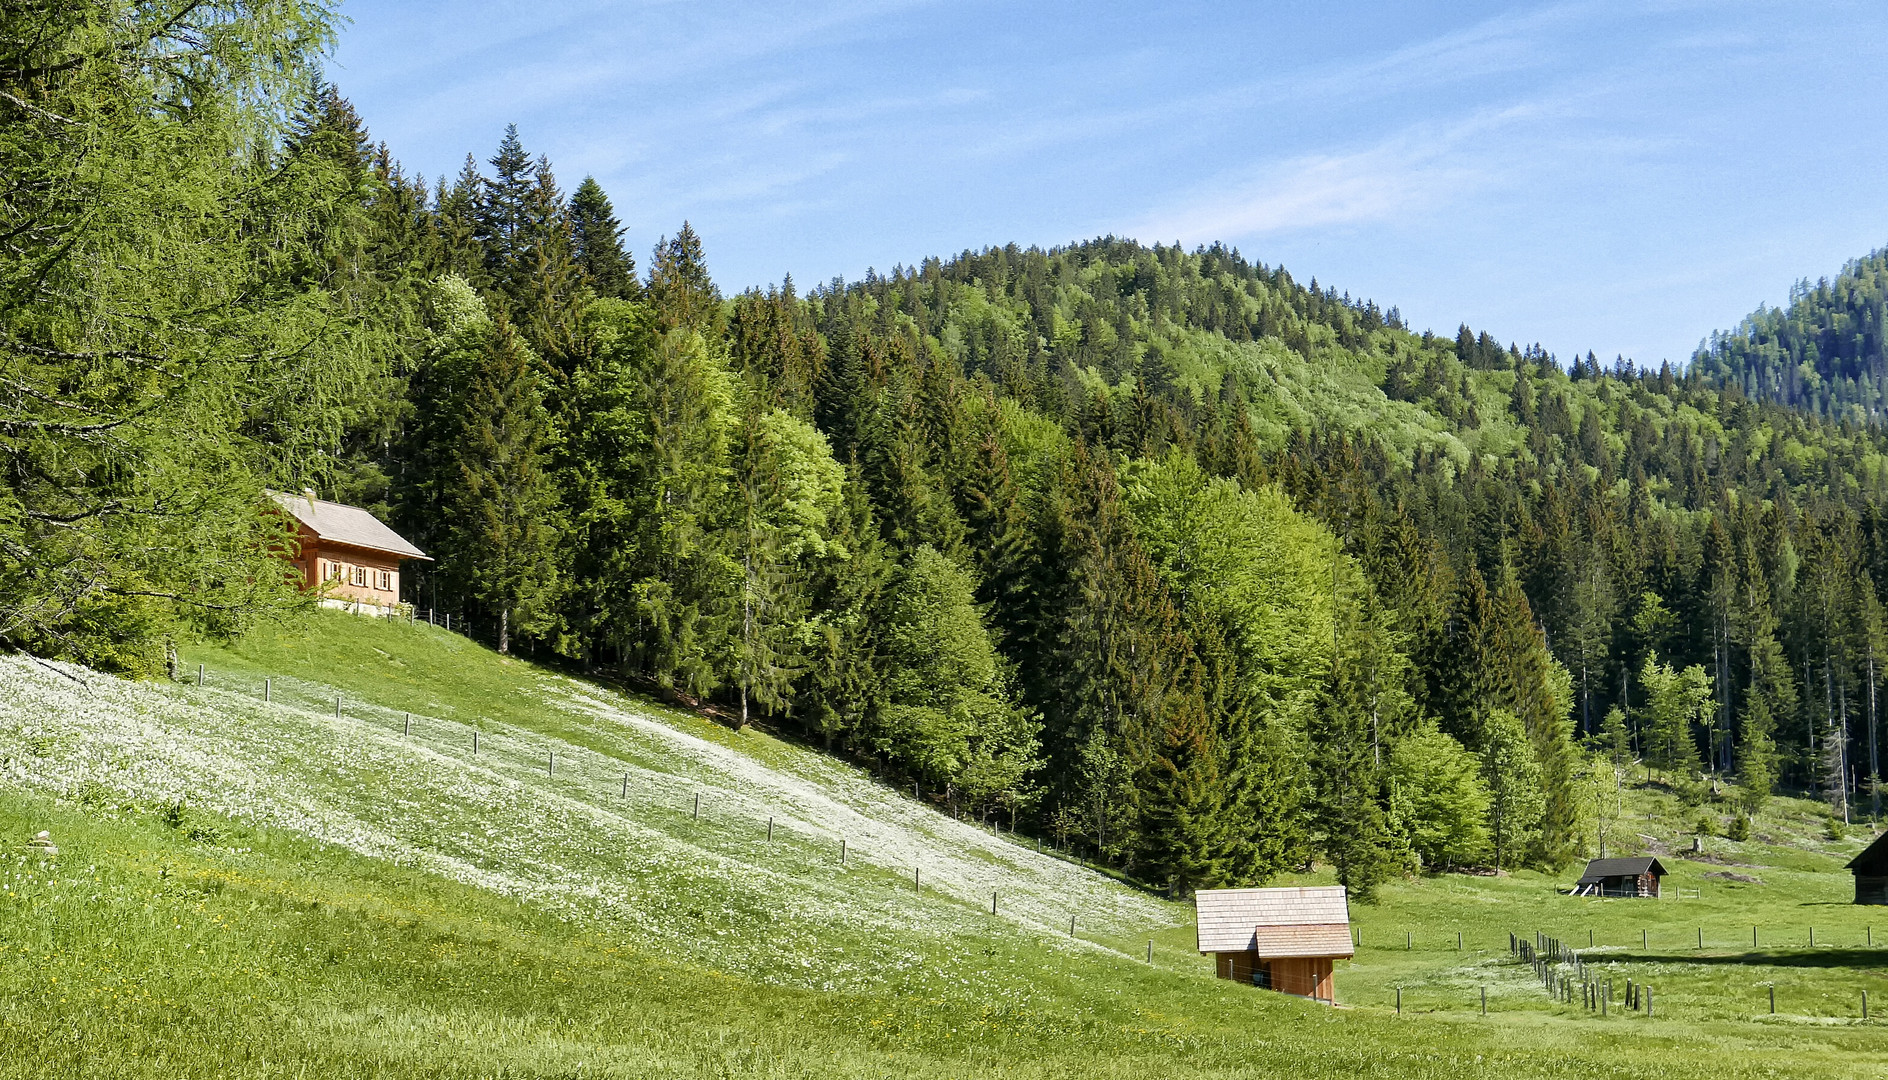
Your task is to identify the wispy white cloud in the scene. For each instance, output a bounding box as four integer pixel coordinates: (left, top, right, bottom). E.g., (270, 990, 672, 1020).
(1127, 103, 1542, 245)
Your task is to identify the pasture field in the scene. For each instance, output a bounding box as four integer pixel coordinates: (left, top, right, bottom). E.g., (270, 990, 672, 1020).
(0, 609, 1882, 1077)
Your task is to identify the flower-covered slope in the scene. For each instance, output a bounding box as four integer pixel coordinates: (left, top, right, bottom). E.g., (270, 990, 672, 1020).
(0, 645, 1179, 991)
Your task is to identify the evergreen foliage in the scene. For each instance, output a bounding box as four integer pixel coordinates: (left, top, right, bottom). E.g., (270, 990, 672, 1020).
(569, 176, 639, 300)
(21, 20, 1888, 893)
(0, 0, 376, 673)
(1695, 247, 1888, 424)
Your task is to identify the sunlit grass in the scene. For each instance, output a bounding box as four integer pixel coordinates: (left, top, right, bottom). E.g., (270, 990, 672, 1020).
(0, 609, 1883, 1076)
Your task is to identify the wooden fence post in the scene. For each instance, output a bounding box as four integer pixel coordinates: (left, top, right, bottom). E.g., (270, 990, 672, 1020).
(913, 867, 919, 892)
(622, 772, 629, 798)
(1481, 986, 1487, 1016)
(840, 838, 847, 865)
(472, 731, 478, 753)
(693, 793, 700, 820)
(1069, 915, 1076, 937)
(1395, 986, 1401, 1014)
(336, 695, 342, 718)
(265, 678, 271, 703)
(1809, 926, 1815, 947)
(403, 713, 411, 737)
(1645, 986, 1652, 1017)
(1145, 939, 1152, 963)
(991, 890, 997, 916)
(1769, 984, 1776, 1014)
(197, 664, 204, 687)
(766, 816, 773, 841)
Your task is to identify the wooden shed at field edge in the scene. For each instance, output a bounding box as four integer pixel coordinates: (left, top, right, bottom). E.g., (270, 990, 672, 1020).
(1195, 885, 1352, 1004)
(1846, 831, 1888, 905)
(1572, 856, 1667, 898)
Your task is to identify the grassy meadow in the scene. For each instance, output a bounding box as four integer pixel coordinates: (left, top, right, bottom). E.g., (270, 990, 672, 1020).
(0, 609, 1883, 1076)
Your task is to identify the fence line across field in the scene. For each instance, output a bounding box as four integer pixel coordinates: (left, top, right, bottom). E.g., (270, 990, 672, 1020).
(184, 665, 1150, 949)
(187, 665, 1888, 1020)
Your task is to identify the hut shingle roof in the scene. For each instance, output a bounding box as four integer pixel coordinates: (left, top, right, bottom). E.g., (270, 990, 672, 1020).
(1195, 886, 1351, 954)
(1575, 857, 1667, 885)
(1846, 831, 1888, 876)
(1251, 923, 1355, 959)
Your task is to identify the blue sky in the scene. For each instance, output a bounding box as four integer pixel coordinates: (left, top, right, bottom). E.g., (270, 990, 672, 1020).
(332, 1, 1888, 366)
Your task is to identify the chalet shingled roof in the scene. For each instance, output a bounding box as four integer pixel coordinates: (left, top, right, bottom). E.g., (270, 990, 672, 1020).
(1575, 857, 1668, 885)
(271, 491, 430, 561)
(1195, 885, 1352, 955)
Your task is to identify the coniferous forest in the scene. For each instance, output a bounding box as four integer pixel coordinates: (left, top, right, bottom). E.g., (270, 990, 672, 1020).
(14, 3, 1888, 902)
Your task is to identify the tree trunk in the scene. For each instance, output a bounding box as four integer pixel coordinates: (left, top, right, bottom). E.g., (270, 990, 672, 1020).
(1870, 649, 1880, 819)
(499, 607, 510, 655)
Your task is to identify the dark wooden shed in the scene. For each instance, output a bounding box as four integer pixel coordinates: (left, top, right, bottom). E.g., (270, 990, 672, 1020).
(1846, 832, 1888, 905)
(1573, 856, 1667, 898)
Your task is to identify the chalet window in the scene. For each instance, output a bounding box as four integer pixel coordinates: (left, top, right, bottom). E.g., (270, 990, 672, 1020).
(351, 565, 369, 587)
(376, 570, 393, 591)
(326, 561, 344, 583)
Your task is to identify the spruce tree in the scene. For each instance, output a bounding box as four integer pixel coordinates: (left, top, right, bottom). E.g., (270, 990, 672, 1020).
(475, 125, 539, 307)
(799, 462, 891, 750)
(625, 317, 738, 697)
(649, 222, 723, 337)
(1138, 658, 1227, 896)
(435, 156, 487, 286)
(518, 156, 583, 369)
(569, 177, 638, 299)
(449, 310, 560, 654)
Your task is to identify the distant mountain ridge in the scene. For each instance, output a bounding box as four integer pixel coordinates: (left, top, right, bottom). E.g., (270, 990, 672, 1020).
(1693, 246, 1888, 424)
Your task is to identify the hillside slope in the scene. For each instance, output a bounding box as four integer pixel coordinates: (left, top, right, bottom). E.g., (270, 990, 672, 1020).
(1694, 246, 1888, 423)
(2, 611, 1888, 1077)
(3, 613, 1175, 994)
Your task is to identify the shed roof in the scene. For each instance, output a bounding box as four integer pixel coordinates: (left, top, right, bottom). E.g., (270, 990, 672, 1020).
(271, 491, 430, 561)
(1575, 857, 1667, 885)
(1195, 886, 1351, 954)
(1251, 923, 1356, 959)
(1847, 830, 1888, 876)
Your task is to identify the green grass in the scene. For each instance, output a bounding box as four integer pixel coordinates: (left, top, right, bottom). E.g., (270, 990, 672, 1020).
(0, 609, 1883, 1076)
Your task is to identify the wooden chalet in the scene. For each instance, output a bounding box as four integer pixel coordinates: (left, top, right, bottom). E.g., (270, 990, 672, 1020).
(1195, 885, 1352, 1004)
(271, 490, 429, 616)
(1846, 831, 1888, 905)
(1572, 856, 1667, 898)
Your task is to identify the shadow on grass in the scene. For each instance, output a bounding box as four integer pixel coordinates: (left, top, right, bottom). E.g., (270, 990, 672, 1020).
(1617, 949, 1888, 969)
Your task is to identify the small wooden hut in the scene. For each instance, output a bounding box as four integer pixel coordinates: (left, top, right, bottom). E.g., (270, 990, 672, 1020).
(1846, 831, 1888, 905)
(1572, 856, 1667, 898)
(1195, 885, 1352, 1003)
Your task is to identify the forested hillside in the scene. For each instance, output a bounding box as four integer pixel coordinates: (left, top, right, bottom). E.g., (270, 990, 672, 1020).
(1694, 246, 1888, 423)
(11, 1, 1888, 904)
